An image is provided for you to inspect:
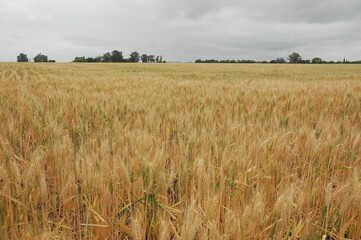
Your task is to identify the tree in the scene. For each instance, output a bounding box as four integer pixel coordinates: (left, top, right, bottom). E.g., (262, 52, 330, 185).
(73, 56, 86, 62)
(276, 58, 286, 63)
(288, 52, 302, 64)
(103, 52, 111, 62)
(17, 53, 29, 62)
(311, 57, 323, 64)
(86, 57, 95, 62)
(141, 54, 149, 63)
(148, 55, 155, 63)
(111, 50, 123, 62)
(300, 59, 311, 64)
(129, 51, 140, 62)
(34, 53, 48, 62)
(270, 58, 286, 63)
(94, 56, 102, 62)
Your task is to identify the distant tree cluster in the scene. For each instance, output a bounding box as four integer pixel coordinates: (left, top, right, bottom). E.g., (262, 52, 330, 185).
(287, 52, 302, 63)
(195, 52, 361, 64)
(270, 58, 287, 64)
(73, 50, 165, 63)
(17, 53, 29, 62)
(33, 53, 48, 62)
(16, 53, 56, 62)
(195, 59, 258, 63)
(73, 56, 102, 63)
(141, 54, 163, 63)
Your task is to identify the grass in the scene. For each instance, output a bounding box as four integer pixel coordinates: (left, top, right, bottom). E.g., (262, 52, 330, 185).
(0, 62, 361, 239)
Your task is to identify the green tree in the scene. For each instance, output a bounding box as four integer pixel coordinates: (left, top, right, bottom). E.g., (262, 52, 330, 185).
(17, 53, 29, 62)
(270, 58, 286, 63)
(73, 56, 86, 62)
(300, 59, 311, 64)
(111, 50, 123, 62)
(312, 57, 323, 64)
(148, 55, 155, 63)
(103, 52, 111, 62)
(94, 56, 102, 62)
(288, 52, 302, 64)
(141, 54, 149, 63)
(33, 53, 48, 62)
(276, 58, 286, 63)
(129, 51, 140, 62)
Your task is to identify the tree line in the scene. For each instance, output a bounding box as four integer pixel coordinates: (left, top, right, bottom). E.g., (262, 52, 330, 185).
(195, 52, 361, 64)
(16, 51, 165, 63)
(16, 51, 361, 64)
(17, 53, 56, 62)
(73, 50, 165, 63)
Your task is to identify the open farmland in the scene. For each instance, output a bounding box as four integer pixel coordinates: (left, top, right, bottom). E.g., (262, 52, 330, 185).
(1, 63, 361, 239)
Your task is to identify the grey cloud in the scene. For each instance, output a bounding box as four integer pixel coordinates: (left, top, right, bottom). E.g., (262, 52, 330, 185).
(1, 0, 361, 62)
(154, 0, 361, 23)
(261, 0, 361, 23)
(154, 0, 240, 19)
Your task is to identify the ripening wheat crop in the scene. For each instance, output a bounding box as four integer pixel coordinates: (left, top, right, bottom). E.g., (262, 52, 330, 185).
(0, 63, 361, 239)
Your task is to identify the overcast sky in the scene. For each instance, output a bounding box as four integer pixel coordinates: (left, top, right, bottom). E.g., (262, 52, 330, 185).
(1, 0, 361, 62)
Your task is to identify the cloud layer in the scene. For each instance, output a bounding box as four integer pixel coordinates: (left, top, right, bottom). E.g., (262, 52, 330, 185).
(1, 0, 361, 62)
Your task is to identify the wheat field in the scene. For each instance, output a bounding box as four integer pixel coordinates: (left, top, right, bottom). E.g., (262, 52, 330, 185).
(0, 63, 361, 239)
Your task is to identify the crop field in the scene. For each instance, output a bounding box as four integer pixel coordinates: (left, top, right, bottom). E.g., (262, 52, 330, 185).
(0, 63, 361, 239)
